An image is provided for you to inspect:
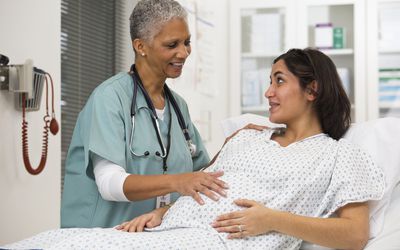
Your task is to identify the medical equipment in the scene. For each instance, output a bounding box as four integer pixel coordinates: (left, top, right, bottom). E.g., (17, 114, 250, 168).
(129, 64, 197, 169)
(0, 54, 59, 175)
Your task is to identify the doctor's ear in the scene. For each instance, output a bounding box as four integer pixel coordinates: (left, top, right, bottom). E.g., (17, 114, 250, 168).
(132, 39, 146, 57)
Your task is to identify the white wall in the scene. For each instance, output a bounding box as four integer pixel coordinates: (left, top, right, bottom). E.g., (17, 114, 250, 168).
(0, 0, 61, 245)
(170, 0, 230, 155)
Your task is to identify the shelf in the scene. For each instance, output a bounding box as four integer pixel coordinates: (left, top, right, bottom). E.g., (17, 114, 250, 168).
(379, 49, 400, 54)
(241, 49, 354, 58)
(242, 105, 269, 113)
(242, 52, 282, 58)
(319, 48, 354, 56)
(379, 103, 400, 109)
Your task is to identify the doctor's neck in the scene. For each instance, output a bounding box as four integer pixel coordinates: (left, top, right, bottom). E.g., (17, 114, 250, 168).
(134, 61, 165, 96)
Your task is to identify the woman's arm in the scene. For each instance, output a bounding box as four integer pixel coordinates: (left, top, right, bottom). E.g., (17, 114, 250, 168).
(271, 202, 369, 250)
(212, 199, 369, 250)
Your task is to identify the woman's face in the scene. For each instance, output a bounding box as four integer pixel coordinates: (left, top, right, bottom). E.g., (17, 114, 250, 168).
(265, 59, 312, 124)
(144, 18, 191, 79)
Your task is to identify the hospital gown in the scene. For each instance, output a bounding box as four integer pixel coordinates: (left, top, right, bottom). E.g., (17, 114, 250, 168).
(4, 129, 385, 250)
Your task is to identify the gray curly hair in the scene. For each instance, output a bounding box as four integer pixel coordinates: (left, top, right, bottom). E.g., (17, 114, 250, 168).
(129, 0, 188, 46)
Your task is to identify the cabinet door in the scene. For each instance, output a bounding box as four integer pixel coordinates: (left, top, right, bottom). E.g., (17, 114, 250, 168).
(367, 0, 400, 119)
(296, 0, 366, 122)
(229, 0, 296, 117)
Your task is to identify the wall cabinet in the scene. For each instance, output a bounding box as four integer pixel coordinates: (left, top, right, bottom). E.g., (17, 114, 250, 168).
(230, 0, 400, 122)
(367, 0, 400, 119)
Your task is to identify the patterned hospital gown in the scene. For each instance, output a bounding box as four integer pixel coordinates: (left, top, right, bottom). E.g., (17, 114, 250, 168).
(4, 129, 385, 250)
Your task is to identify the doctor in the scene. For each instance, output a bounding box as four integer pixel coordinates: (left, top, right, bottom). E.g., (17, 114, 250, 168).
(61, 0, 228, 228)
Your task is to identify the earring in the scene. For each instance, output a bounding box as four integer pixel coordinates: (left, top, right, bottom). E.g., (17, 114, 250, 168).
(141, 53, 145, 57)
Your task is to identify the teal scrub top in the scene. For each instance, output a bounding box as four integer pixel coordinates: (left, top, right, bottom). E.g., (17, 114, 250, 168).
(61, 72, 210, 228)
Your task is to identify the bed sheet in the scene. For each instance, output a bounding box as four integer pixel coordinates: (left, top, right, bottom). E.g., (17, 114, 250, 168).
(1, 227, 227, 250)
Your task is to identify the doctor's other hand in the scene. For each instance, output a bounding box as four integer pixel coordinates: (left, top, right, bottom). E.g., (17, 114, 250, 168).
(115, 206, 169, 232)
(212, 199, 276, 239)
(173, 171, 228, 205)
(224, 123, 269, 145)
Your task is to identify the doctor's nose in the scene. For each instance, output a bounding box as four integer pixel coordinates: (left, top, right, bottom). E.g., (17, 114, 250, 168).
(177, 45, 190, 59)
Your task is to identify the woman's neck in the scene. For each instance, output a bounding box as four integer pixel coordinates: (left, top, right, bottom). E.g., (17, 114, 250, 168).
(135, 61, 165, 109)
(272, 115, 323, 147)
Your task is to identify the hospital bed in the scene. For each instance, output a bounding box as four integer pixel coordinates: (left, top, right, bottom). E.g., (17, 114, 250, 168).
(2, 117, 400, 249)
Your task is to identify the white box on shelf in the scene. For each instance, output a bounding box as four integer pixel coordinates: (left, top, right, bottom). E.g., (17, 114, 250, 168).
(242, 70, 261, 107)
(251, 13, 281, 54)
(315, 23, 333, 49)
(337, 68, 351, 96)
(259, 67, 271, 103)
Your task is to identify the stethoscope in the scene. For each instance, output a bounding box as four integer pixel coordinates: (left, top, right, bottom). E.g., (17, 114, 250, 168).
(129, 64, 197, 171)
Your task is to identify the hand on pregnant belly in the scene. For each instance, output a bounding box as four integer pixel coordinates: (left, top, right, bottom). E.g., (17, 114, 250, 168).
(212, 199, 276, 239)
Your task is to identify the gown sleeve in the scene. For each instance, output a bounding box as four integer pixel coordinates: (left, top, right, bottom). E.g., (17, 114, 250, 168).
(318, 139, 385, 218)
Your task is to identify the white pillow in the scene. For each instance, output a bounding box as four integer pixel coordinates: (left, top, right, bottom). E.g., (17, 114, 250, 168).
(344, 117, 400, 238)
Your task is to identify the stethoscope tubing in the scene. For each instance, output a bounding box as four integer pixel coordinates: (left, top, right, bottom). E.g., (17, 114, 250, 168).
(129, 64, 195, 158)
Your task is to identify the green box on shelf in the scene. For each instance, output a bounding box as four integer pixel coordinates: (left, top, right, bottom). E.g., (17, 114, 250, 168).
(333, 27, 345, 49)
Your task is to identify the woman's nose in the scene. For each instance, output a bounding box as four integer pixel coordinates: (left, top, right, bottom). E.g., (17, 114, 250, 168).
(265, 85, 274, 98)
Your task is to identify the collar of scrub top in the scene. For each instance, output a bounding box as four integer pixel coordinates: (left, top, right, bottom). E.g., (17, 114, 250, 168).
(129, 64, 197, 159)
(129, 65, 172, 172)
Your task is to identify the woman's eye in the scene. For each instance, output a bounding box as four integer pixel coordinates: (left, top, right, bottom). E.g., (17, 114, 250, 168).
(184, 40, 191, 46)
(277, 78, 284, 84)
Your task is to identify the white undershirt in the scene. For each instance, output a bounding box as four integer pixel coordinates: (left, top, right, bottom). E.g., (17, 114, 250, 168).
(92, 107, 166, 202)
(156, 107, 165, 120)
(92, 154, 130, 202)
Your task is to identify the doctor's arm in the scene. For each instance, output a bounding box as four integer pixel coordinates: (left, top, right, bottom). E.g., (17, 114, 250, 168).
(92, 153, 227, 204)
(122, 170, 227, 204)
(213, 200, 369, 250)
(116, 203, 172, 232)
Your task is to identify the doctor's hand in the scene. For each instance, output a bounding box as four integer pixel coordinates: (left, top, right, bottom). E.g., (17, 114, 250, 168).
(173, 171, 228, 205)
(212, 199, 276, 239)
(115, 205, 170, 232)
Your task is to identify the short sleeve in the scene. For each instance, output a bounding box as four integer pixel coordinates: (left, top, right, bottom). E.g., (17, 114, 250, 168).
(82, 86, 127, 169)
(319, 139, 385, 217)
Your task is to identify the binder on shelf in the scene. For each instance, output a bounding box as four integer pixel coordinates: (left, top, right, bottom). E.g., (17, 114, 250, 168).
(379, 68, 400, 107)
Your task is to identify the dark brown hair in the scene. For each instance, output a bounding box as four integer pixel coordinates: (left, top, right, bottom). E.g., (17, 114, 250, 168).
(273, 48, 351, 140)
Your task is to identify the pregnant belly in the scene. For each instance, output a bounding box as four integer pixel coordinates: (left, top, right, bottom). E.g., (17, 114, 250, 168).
(155, 172, 263, 230)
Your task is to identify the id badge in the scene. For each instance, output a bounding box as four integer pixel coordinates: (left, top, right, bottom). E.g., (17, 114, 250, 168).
(156, 193, 171, 208)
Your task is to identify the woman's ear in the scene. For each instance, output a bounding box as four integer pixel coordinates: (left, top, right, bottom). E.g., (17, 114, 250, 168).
(132, 39, 146, 57)
(306, 80, 318, 101)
